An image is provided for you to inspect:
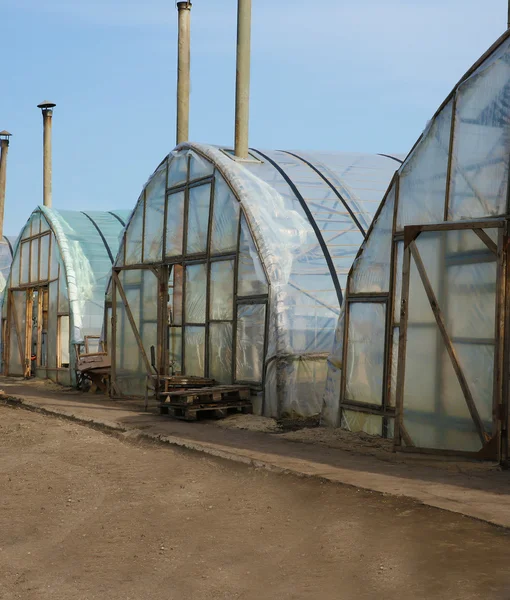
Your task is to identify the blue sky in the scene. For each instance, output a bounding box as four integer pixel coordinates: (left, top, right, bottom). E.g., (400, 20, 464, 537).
(1, 0, 508, 234)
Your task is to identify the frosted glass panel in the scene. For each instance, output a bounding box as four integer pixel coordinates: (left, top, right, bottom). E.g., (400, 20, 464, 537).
(209, 322, 233, 384)
(185, 263, 206, 324)
(143, 163, 166, 263)
(186, 184, 211, 254)
(184, 326, 205, 376)
(236, 304, 265, 383)
(345, 303, 386, 405)
(166, 191, 185, 257)
(238, 214, 267, 297)
(211, 176, 239, 254)
(210, 260, 234, 320)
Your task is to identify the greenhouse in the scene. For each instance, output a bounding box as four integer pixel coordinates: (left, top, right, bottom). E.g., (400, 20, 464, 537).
(323, 29, 510, 461)
(107, 143, 400, 417)
(0, 235, 17, 292)
(2, 207, 130, 385)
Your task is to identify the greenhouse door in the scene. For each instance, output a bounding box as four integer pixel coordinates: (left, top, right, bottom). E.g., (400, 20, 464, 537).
(5, 289, 30, 377)
(395, 222, 504, 459)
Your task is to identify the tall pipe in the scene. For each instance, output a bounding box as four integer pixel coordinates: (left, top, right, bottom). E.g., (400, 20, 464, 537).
(0, 131, 12, 240)
(176, 2, 192, 145)
(37, 100, 56, 208)
(234, 0, 252, 159)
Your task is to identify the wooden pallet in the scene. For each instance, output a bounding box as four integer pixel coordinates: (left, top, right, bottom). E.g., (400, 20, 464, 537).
(159, 385, 252, 420)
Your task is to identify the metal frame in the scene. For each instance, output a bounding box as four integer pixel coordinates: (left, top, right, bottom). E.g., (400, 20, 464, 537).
(110, 151, 270, 401)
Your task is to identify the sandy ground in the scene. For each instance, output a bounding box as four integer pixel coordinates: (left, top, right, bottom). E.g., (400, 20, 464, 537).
(1, 405, 510, 600)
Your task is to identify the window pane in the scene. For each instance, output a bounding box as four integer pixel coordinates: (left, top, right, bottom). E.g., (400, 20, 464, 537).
(169, 327, 182, 375)
(40, 234, 50, 280)
(166, 191, 185, 257)
(30, 238, 39, 282)
(143, 163, 166, 263)
(345, 302, 386, 405)
(236, 304, 266, 382)
(210, 260, 234, 320)
(168, 264, 183, 326)
(184, 326, 205, 376)
(185, 263, 206, 323)
(125, 193, 144, 265)
(186, 184, 211, 254)
(20, 241, 29, 284)
(238, 214, 268, 296)
(59, 315, 70, 367)
(168, 153, 188, 188)
(211, 176, 239, 253)
(209, 322, 232, 384)
(189, 151, 214, 180)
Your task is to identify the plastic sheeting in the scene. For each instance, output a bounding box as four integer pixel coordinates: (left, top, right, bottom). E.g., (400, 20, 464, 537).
(112, 144, 397, 415)
(323, 31, 510, 443)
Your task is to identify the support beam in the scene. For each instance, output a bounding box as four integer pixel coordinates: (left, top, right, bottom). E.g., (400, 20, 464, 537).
(0, 131, 11, 239)
(176, 2, 192, 145)
(37, 101, 56, 208)
(234, 0, 252, 159)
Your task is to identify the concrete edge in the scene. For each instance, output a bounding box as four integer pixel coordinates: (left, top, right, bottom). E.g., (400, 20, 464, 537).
(2, 395, 509, 531)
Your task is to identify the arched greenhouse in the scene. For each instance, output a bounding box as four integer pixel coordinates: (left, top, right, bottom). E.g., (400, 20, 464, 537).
(107, 143, 400, 417)
(0, 235, 17, 292)
(2, 207, 130, 385)
(323, 29, 510, 462)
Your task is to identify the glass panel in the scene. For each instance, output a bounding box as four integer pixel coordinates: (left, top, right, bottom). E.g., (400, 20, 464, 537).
(30, 213, 41, 236)
(236, 304, 265, 383)
(345, 303, 386, 405)
(390, 326, 399, 407)
(166, 191, 185, 257)
(185, 263, 206, 323)
(8, 290, 27, 375)
(393, 241, 404, 324)
(39, 234, 50, 280)
(168, 327, 182, 375)
(30, 238, 39, 282)
(397, 100, 453, 229)
(168, 153, 188, 188)
(403, 229, 497, 452)
(20, 241, 29, 284)
(184, 326, 205, 376)
(47, 281, 58, 369)
(125, 193, 144, 265)
(10, 251, 20, 287)
(186, 184, 211, 254)
(143, 163, 166, 263)
(210, 176, 240, 254)
(449, 42, 510, 219)
(210, 260, 234, 320)
(168, 264, 183, 326)
(58, 264, 69, 313)
(342, 410, 383, 436)
(350, 186, 395, 293)
(59, 316, 70, 367)
(50, 234, 59, 280)
(209, 322, 233, 384)
(189, 151, 214, 181)
(238, 214, 268, 297)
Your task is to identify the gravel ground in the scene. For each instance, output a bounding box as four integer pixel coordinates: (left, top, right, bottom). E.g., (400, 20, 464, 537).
(1, 404, 510, 600)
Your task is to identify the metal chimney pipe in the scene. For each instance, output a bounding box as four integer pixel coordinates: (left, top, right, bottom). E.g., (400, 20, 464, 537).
(234, 0, 252, 159)
(0, 131, 12, 240)
(176, 2, 192, 145)
(37, 100, 56, 208)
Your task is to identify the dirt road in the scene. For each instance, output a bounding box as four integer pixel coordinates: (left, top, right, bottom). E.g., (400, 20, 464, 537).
(1, 404, 509, 600)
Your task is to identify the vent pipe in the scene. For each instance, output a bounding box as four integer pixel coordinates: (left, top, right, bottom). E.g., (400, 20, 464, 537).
(176, 2, 192, 145)
(37, 100, 56, 208)
(0, 130, 12, 240)
(234, 0, 252, 159)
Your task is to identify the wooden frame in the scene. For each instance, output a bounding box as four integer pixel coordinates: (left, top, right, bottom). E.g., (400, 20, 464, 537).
(394, 221, 505, 459)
